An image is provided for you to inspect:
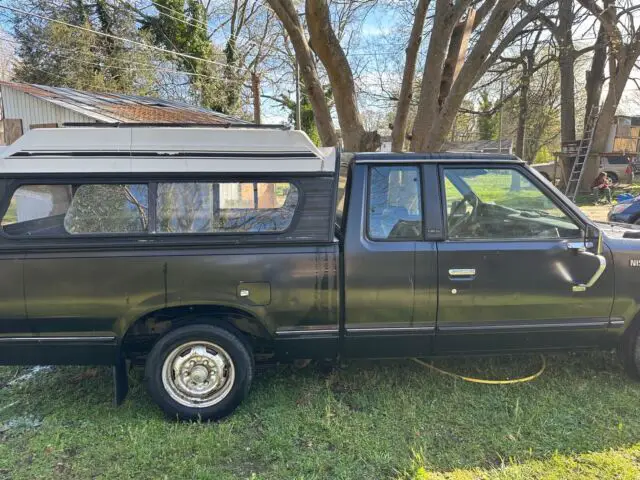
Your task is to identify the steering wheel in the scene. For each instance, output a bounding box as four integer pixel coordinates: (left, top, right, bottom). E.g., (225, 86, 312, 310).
(448, 193, 479, 236)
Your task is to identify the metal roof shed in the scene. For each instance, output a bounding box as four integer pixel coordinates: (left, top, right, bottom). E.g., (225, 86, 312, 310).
(0, 81, 250, 144)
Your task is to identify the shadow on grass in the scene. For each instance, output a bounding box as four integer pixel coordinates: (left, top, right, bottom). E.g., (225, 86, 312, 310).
(0, 351, 638, 479)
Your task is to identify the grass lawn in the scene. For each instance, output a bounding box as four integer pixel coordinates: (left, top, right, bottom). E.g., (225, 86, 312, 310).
(0, 177, 638, 479)
(1, 352, 640, 479)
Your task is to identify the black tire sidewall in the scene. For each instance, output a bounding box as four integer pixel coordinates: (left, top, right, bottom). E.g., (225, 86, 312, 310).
(622, 321, 640, 380)
(144, 324, 253, 421)
(605, 171, 619, 185)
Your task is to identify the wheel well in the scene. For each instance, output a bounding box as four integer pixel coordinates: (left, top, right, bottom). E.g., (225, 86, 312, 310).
(121, 305, 273, 362)
(605, 171, 619, 182)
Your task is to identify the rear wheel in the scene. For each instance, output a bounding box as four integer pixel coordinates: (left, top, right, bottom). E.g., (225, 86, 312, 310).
(144, 324, 253, 421)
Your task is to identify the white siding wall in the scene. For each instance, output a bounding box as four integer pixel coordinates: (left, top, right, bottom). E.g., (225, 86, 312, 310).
(1, 86, 96, 132)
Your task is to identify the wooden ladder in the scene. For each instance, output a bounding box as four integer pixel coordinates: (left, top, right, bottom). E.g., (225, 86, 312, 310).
(565, 106, 599, 201)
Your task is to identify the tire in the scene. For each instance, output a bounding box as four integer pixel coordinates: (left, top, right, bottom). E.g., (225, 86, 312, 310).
(634, 217, 640, 226)
(622, 321, 640, 380)
(144, 324, 254, 421)
(605, 171, 619, 185)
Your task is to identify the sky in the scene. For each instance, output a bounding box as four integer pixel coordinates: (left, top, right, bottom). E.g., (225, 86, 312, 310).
(0, 1, 638, 124)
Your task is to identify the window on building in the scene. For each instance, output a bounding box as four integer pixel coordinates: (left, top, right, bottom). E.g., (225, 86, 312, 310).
(156, 182, 298, 234)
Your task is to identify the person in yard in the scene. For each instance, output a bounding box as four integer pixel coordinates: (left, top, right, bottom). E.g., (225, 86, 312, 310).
(591, 171, 612, 203)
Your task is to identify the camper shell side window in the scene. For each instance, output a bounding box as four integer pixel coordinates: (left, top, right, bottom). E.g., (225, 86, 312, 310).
(0, 175, 334, 242)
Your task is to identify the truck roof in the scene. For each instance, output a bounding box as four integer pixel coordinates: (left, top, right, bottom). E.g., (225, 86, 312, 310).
(352, 152, 523, 163)
(0, 125, 336, 174)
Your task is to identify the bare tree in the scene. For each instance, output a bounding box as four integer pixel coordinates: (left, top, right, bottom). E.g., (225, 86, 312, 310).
(577, 0, 640, 189)
(305, 0, 370, 151)
(410, 0, 473, 152)
(266, 0, 338, 147)
(414, 0, 551, 152)
(268, 0, 555, 152)
(391, 0, 429, 152)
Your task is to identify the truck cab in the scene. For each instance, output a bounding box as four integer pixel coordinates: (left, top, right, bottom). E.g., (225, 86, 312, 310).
(339, 153, 617, 359)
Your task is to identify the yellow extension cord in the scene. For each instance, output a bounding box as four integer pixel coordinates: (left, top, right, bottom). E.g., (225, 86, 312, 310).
(412, 355, 546, 385)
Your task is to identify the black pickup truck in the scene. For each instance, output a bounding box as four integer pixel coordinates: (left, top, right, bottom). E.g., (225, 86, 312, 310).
(1, 125, 640, 421)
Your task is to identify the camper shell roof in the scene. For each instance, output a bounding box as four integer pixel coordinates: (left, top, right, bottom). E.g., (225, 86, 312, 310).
(0, 126, 335, 174)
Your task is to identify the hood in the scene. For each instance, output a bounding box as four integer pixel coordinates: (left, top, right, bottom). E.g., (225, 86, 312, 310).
(596, 221, 640, 240)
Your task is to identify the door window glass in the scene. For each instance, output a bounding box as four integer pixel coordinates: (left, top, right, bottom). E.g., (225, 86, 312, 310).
(443, 168, 581, 240)
(368, 166, 422, 240)
(156, 182, 298, 233)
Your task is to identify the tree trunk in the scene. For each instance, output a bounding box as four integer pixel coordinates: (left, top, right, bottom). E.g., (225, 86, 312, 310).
(251, 72, 261, 124)
(515, 53, 533, 159)
(438, 10, 476, 109)
(581, 44, 640, 190)
(558, 54, 576, 144)
(266, 0, 338, 147)
(584, 24, 607, 130)
(410, 0, 466, 151)
(306, 0, 369, 151)
(557, 0, 576, 144)
(420, 0, 520, 152)
(391, 0, 429, 152)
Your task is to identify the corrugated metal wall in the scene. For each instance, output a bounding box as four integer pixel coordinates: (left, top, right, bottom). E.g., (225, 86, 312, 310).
(1, 85, 96, 132)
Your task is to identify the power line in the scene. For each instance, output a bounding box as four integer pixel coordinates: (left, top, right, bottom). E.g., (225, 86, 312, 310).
(0, 34, 237, 82)
(0, 4, 247, 74)
(116, 0, 411, 58)
(113, 0, 226, 57)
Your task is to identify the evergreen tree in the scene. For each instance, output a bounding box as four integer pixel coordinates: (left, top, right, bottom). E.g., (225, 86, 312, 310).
(140, 0, 231, 113)
(11, 0, 157, 95)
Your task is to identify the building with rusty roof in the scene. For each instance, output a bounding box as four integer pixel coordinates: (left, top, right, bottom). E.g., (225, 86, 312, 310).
(0, 81, 250, 144)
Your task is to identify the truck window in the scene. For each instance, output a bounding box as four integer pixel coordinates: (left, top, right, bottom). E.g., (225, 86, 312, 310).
(2, 184, 148, 236)
(443, 167, 581, 240)
(156, 182, 298, 234)
(65, 185, 149, 234)
(368, 166, 422, 240)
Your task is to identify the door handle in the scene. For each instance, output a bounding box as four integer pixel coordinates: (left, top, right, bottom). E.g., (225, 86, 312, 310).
(449, 268, 476, 277)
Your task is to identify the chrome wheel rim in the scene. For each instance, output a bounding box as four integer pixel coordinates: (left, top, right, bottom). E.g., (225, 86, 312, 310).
(161, 341, 235, 408)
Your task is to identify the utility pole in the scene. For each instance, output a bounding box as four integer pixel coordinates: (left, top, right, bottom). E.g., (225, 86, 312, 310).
(295, 61, 301, 130)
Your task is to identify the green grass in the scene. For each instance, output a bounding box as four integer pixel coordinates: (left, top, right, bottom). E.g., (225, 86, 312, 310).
(1, 352, 640, 479)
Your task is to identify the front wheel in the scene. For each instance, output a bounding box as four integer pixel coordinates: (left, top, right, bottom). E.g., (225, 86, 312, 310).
(144, 324, 254, 421)
(622, 321, 640, 380)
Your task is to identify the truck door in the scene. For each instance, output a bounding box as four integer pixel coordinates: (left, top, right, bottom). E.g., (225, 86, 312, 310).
(435, 165, 615, 353)
(342, 162, 437, 357)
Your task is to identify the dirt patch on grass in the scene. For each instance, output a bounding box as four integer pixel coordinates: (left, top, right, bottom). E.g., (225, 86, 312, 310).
(579, 204, 610, 222)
